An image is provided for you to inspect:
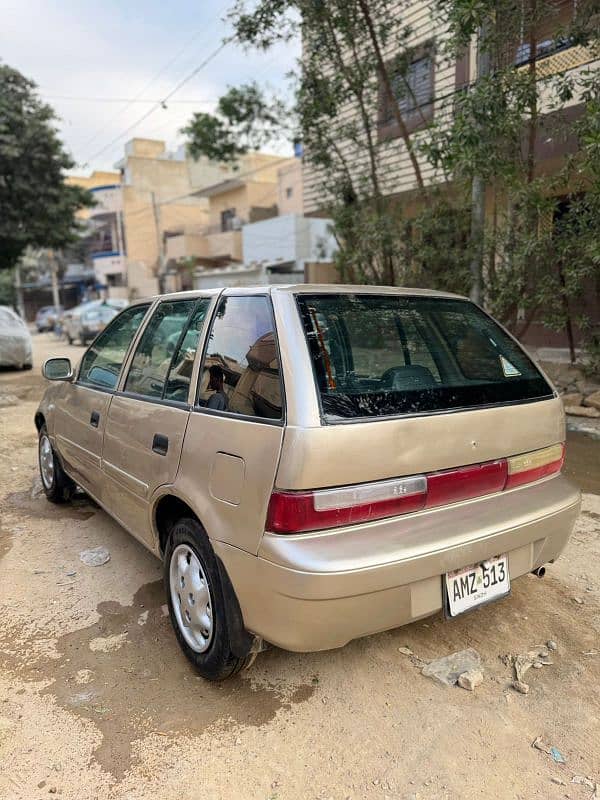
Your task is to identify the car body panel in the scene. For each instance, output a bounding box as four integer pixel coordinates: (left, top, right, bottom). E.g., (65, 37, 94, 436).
(174, 411, 284, 555)
(53, 383, 113, 495)
(102, 395, 190, 548)
(215, 474, 580, 651)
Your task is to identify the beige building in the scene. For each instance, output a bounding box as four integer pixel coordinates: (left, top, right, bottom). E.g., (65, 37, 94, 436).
(179, 152, 294, 268)
(277, 158, 303, 215)
(115, 138, 209, 298)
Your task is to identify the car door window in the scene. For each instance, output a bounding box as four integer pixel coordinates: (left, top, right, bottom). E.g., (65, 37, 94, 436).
(197, 295, 283, 420)
(124, 300, 196, 399)
(163, 299, 212, 402)
(79, 304, 150, 389)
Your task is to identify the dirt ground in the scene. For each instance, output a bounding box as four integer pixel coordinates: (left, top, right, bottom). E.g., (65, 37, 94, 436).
(1, 333, 599, 800)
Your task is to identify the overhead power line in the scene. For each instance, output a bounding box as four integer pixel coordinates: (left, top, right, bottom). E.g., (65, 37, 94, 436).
(82, 39, 232, 168)
(45, 95, 217, 105)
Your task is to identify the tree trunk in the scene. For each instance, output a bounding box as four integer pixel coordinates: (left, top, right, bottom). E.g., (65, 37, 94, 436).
(356, 0, 425, 192)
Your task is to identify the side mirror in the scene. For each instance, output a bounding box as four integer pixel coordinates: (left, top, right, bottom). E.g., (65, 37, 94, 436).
(42, 357, 74, 382)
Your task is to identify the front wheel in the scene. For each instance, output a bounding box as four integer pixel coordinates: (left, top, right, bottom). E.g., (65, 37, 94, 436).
(164, 518, 253, 680)
(38, 425, 75, 503)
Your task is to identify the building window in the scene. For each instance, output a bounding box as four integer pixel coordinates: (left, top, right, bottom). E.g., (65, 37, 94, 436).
(514, 0, 576, 65)
(379, 44, 435, 140)
(221, 208, 237, 232)
(286, 187, 293, 199)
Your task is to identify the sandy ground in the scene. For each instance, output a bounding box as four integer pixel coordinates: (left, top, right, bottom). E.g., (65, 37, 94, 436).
(1, 333, 599, 800)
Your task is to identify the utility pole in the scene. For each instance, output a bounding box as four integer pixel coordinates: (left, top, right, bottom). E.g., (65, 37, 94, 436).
(14, 261, 25, 319)
(49, 251, 61, 309)
(469, 26, 490, 306)
(151, 191, 167, 281)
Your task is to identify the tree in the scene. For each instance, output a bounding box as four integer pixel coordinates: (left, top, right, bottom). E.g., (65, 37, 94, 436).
(183, 0, 438, 286)
(0, 64, 93, 271)
(184, 0, 599, 368)
(426, 0, 600, 362)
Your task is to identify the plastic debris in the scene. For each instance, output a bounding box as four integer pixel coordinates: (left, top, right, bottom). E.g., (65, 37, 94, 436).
(421, 648, 481, 686)
(398, 646, 413, 656)
(572, 776, 599, 800)
(79, 546, 110, 567)
(532, 737, 566, 764)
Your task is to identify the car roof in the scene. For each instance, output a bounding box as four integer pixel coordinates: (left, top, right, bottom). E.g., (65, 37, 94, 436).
(146, 284, 466, 303)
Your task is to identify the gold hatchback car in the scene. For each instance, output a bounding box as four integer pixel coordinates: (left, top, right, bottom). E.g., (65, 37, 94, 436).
(36, 286, 580, 679)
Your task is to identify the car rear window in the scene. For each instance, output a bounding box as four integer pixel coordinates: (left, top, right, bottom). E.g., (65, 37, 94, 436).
(295, 294, 553, 421)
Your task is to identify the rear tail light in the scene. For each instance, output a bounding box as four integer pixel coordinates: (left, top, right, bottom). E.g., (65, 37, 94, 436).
(426, 460, 507, 508)
(505, 443, 565, 489)
(267, 443, 565, 534)
(266, 476, 427, 534)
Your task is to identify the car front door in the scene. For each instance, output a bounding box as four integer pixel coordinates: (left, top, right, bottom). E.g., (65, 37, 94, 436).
(101, 297, 213, 548)
(53, 303, 151, 499)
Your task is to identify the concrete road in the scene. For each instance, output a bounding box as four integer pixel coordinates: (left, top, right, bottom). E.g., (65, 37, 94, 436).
(1, 333, 599, 799)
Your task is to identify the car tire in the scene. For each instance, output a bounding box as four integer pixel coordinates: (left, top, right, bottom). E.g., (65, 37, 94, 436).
(38, 425, 75, 504)
(22, 362, 33, 371)
(164, 517, 253, 681)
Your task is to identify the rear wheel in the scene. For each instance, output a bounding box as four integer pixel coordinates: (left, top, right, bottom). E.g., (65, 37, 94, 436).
(38, 425, 75, 503)
(164, 518, 253, 680)
(22, 362, 32, 371)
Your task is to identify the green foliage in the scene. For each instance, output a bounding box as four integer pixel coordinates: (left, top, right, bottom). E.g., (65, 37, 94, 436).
(189, 0, 599, 365)
(0, 64, 93, 271)
(182, 82, 289, 165)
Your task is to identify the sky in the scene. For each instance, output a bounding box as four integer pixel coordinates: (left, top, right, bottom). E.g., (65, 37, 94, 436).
(1, 0, 300, 174)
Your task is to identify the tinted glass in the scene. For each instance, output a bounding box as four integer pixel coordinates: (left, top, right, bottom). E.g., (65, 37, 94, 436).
(198, 296, 283, 420)
(296, 294, 552, 421)
(124, 300, 196, 399)
(79, 304, 150, 390)
(164, 299, 211, 401)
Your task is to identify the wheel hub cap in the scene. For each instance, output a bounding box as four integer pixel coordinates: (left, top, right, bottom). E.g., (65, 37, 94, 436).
(39, 435, 54, 489)
(169, 544, 213, 653)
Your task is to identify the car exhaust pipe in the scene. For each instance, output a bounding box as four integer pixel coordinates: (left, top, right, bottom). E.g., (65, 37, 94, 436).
(531, 566, 546, 578)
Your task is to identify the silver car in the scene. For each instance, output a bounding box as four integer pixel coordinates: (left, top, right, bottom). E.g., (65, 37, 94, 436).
(0, 306, 32, 370)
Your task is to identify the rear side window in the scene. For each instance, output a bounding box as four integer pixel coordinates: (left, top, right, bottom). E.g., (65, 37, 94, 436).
(296, 294, 553, 421)
(197, 295, 283, 421)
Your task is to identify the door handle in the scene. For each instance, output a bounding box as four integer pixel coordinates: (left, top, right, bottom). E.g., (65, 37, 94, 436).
(152, 433, 169, 456)
(90, 411, 100, 427)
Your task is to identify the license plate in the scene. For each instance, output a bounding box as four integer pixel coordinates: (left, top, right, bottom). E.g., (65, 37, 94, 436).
(445, 554, 510, 617)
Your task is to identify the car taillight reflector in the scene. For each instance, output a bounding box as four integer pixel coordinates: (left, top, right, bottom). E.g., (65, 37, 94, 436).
(505, 443, 565, 489)
(266, 476, 427, 534)
(267, 443, 565, 534)
(426, 460, 508, 508)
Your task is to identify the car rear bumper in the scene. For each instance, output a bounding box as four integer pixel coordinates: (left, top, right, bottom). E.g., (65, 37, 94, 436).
(213, 474, 581, 652)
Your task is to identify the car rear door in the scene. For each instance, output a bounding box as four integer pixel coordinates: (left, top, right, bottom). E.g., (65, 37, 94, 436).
(174, 292, 285, 555)
(101, 296, 213, 549)
(53, 303, 151, 498)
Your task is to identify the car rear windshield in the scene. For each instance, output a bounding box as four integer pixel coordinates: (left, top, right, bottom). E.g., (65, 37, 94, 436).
(295, 294, 553, 421)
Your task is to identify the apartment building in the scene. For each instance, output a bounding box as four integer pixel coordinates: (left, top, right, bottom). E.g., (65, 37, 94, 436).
(66, 170, 126, 296)
(302, 0, 599, 215)
(114, 138, 210, 298)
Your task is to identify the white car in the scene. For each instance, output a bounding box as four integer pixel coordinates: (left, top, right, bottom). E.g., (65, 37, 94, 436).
(64, 299, 128, 345)
(0, 306, 33, 370)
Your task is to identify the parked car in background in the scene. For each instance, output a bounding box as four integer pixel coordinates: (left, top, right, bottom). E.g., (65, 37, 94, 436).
(35, 306, 63, 333)
(0, 305, 32, 369)
(63, 298, 128, 345)
(79, 304, 120, 345)
(36, 286, 580, 680)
